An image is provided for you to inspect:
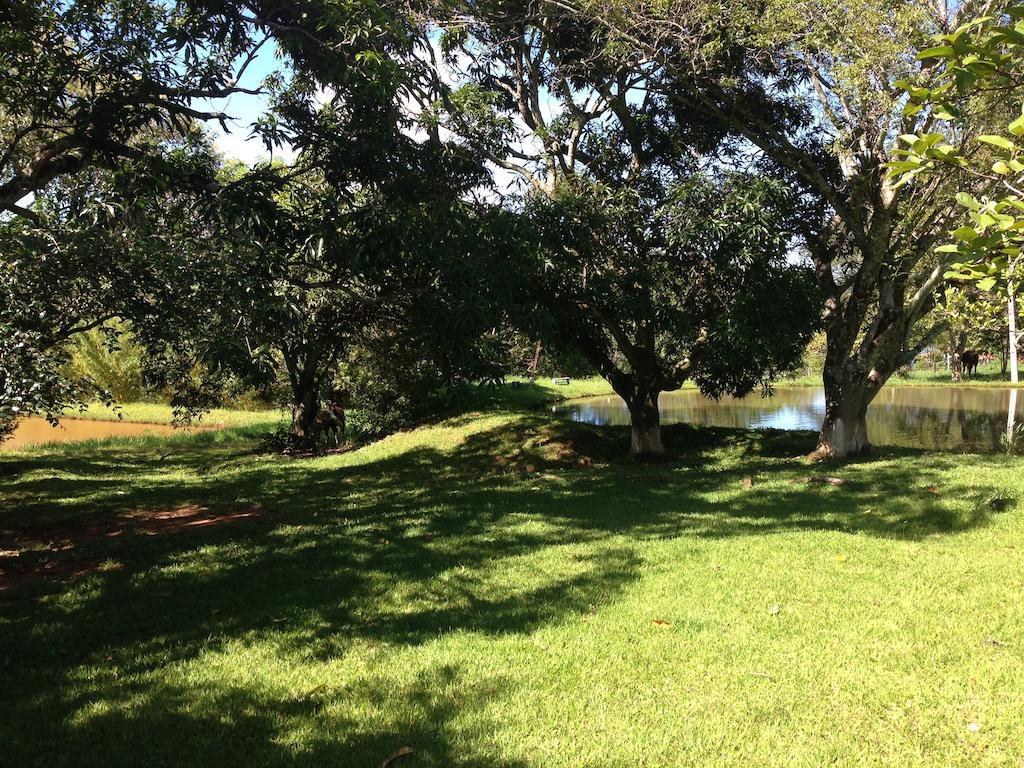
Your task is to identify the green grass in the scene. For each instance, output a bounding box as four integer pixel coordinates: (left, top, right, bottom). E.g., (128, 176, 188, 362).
(63, 377, 611, 429)
(780, 361, 1024, 388)
(466, 375, 614, 410)
(3, 396, 1024, 766)
(69, 401, 286, 427)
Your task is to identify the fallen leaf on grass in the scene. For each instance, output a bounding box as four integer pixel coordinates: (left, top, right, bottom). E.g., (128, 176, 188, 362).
(379, 746, 414, 768)
(835, 554, 847, 562)
(741, 476, 753, 488)
(927, 486, 939, 495)
(983, 637, 1008, 647)
(651, 619, 672, 627)
(808, 476, 845, 486)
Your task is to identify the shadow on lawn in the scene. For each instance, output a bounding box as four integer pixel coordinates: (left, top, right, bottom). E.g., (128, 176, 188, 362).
(0, 416, 1011, 765)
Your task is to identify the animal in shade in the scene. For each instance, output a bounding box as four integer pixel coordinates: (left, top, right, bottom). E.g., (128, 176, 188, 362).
(315, 402, 346, 446)
(962, 350, 980, 377)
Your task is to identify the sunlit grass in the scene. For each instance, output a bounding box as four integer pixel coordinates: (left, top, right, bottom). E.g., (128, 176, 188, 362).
(2, 402, 1024, 766)
(780, 361, 1023, 388)
(70, 401, 287, 427)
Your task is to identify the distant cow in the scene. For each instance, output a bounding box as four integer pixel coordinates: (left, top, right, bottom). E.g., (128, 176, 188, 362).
(962, 350, 980, 377)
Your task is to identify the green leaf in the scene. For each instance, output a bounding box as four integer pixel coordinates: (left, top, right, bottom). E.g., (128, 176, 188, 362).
(977, 134, 1017, 150)
(953, 67, 978, 90)
(1009, 115, 1024, 136)
(956, 192, 981, 210)
(918, 45, 956, 59)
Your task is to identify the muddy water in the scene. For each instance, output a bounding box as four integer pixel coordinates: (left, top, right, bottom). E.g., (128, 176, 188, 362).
(1, 416, 186, 451)
(555, 385, 1024, 453)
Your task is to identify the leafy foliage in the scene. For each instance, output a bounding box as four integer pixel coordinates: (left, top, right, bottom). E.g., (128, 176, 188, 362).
(523, 172, 819, 401)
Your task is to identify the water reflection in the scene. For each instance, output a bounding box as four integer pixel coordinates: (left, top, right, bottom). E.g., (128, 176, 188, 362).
(555, 386, 1024, 453)
(1, 416, 186, 451)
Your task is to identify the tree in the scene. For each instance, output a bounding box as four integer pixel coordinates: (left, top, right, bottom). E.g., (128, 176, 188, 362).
(935, 286, 1005, 380)
(0, 0, 267, 217)
(2, 0, 492, 437)
(437, 1, 818, 455)
(524, 174, 819, 454)
(0, 134, 252, 436)
(892, 7, 1024, 385)
(558, 0, 1002, 457)
(191, 173, 514, 442)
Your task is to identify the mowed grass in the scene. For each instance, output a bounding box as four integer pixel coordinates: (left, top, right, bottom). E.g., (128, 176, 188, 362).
(781, 360, 1024, 388)
(70, 401, 286, 427)
(2, 409, 1024, 766)
(62, 376, 613, 429)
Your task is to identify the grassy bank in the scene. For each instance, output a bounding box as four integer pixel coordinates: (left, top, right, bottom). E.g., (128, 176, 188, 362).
(2, 393, 1024, 766)
(68, 401, 286, 427)
(60, 377, 612, 429)
(780, 361, 1024, 388)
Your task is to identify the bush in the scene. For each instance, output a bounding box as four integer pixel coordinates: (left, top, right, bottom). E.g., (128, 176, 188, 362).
(341, 334, 478, 439)
(64, 324, 146, 402)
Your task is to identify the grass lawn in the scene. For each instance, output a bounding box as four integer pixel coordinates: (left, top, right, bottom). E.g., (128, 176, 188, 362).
(69, 401, 287, 427)
(63, 377, 613, 429)
(780, 361, 1024, 388)
(2, 397, 1024, 766)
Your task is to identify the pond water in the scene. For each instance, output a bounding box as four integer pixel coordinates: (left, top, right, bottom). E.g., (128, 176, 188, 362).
(1, 416, 186, 451)
(554, 386, 1024, 453)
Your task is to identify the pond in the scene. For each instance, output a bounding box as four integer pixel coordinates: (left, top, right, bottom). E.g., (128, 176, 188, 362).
(554, 385, 1024, 453)
(1, 416, 187, 451)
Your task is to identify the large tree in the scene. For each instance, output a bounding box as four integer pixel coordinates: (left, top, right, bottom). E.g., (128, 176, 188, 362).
(522, 174, 817, 455)
(559, 0, 1003, 456)
(0, 135, 236, 435)
(0, 0, 416, 217)
(436, 1, 818, 455)
(2, 0, 489, 437)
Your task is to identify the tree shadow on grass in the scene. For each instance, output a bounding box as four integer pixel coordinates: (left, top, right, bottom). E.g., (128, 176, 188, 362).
(9, 661, 527, 768)
(0, 414, 1013, 765)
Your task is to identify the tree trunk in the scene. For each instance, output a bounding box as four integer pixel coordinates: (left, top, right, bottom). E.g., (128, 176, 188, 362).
(289, 371, 320, 440)
(812, 359, 875, 459)
(626, 388, 664, 457)
(814, 394, 871, 458)
(1008, 283, 1018, 384)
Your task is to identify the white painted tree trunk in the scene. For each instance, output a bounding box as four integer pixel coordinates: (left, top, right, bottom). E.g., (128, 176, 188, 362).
(628, 391, 664, 457)
(1009, 280, 1019, 384)
(1008, 388, 1017, 445)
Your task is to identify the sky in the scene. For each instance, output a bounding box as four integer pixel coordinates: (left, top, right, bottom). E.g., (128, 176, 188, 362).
(194, 42, 296, 165)
(198, 35, 539, 195)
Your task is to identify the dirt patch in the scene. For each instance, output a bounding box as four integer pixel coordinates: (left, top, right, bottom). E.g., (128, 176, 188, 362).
(0, 557, 122, 592)
(0, 503, 264, 591)
(126, 504, 264, 534)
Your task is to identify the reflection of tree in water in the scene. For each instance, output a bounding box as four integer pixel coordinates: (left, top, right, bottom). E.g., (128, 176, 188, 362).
(564, 386, 1024, 452)
(870, 388, 1004, 451)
